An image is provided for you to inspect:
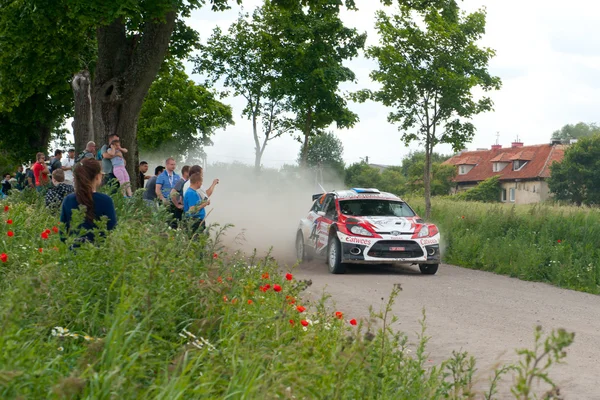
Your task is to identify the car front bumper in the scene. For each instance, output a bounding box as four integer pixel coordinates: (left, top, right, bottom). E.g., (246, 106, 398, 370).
(338, 232, 441, 264)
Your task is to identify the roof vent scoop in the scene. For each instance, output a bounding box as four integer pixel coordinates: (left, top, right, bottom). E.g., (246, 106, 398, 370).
(351, 188, 380, 194)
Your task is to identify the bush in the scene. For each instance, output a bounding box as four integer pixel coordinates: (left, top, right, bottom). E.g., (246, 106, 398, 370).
(453, 176, 501, 202)
(0, 194, 573, 398)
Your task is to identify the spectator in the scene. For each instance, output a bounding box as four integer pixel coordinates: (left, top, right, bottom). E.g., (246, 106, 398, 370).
(45, 169, 74, 210)
(1, 174, 11, 196)
(183, 165, 219, 199)
(25, 167, 35, 189)
(60, 158, 117, 245)
(100, 134, 120, 188)
(139, 161, 150, 189)
(32, 152, 50, 190)
(155, 157, 180, 205)
(106, 138, 132, 197)
(15, 166, 25, 190)
(143, 165, 164, 205)
(76, 141, 96, 163)
(62, 148, 76, 184)
(169, 165, 190, 227)
(184, 172, 210, 235)
(49, 150, 63, 173)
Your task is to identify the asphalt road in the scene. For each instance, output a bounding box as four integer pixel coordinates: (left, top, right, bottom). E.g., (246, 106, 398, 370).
(287, 260, 600, 399)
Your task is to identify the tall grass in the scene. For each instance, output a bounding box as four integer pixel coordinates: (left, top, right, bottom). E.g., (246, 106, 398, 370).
(0, 191, 573, 398)
(410, 197, 600, 294)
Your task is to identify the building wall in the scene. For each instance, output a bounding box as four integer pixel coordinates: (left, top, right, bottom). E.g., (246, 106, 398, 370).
(499, 180, 551, 204)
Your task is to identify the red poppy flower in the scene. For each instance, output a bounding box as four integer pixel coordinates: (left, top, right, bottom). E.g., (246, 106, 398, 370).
(259, 285, 268, 293)
(285, 273, 293, 281)
(289, 319, 295, 326)
(335, 311, 343, 319)
(461, 216, 465, 219)
(231, 298, 238, 304)
(296, 305, 306, 313)
(273, 284, 282, 292)
(247, 299, 253, 305)
(213, 253, 218, 259)
(6, 219, 12, 224)
(41, 232, 49, 239)
(557, 239, 562, 243)
(262, 272, 269, 279)
(38, 248, 43, 253)
(223, 296, 228, 302)
(349, 319, 357, 326)
(217, 276, 223, 283)
(227, 276, 233, 281)
(288, 298, 296, 305)
(300, 320, 309, 327)
(6, 231, 13, 237)
(170, 269, 175, 273)
(44, 229, 51, 235)
(264, 284, 271, 289)
(0, 253, 7, 262)
(52, 226, 59, 234)
(3, 205, 8, 212)
(199, 279, 205, 284)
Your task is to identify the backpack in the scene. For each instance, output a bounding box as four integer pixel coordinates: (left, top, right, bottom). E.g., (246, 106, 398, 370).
(49, 158, 61, 173)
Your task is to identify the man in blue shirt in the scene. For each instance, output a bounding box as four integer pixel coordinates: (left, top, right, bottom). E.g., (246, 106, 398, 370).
(155, 157, 180, 205)
(184, 172, 210, 234)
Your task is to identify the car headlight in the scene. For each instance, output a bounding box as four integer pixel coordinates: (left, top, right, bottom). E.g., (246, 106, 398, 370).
(349, 225, 373, 237)
(417, 225, 430, 238)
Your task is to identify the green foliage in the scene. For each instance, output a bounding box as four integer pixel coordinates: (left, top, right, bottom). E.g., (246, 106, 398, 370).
(548, 135, 600, 206)
(551, 122, 600, 142)
(344, 162, 382, 189)
(408, 196, 600, 294)
(406, 161, 456, 196)
(302, 131, 345, 178)
(453, 176, 500, 202)
(137, 61, 233, 156)
(401, 151, 452, 177)
(379, 167, 407, 196)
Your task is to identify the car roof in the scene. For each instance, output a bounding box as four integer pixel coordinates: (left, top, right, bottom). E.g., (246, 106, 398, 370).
(331, 188, 403, 201)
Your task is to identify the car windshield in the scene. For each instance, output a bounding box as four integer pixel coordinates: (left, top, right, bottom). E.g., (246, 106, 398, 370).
(339, 199, 415, 217)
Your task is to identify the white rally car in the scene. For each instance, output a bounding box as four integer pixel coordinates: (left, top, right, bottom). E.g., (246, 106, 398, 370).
(295, 188, 441, 274)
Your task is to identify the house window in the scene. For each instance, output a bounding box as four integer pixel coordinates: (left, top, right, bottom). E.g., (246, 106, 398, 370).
(509, 188, 515, 202)
(459, 165, 469, 175)
(493, 162, 508, 172)
(501, 189, 507, 202)
(513, 160, 528, 171)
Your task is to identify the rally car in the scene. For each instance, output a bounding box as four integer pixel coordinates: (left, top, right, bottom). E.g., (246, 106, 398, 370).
(295, 188, 441, 274)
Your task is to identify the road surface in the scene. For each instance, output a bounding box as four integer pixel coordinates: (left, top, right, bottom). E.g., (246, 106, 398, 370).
(284, 260, 600, 399)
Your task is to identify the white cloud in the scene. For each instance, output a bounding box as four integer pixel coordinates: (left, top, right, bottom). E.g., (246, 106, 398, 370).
(186, 0, 600, 167)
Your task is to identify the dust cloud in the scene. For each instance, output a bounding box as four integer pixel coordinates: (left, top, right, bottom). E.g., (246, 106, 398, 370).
(202, 163, 344, 264)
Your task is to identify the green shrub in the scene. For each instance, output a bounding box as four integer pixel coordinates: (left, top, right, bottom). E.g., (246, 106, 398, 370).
(453, 176, 501, 202)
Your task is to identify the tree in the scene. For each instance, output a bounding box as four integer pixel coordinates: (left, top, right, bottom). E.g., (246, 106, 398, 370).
(137, 61, 233, 158)
(195, 7, 293, 173)
(301, 131, 345, 178)
(551, 122, 600, 142)
(379, 166, 407, 196)
(400, 151, 451, 177)
(344, 162, 382, 189)
(358, 0, 501, 218)
(405, 161, 456, 196)
(548, 135, 600, 206)
(264, 0, 366, 165)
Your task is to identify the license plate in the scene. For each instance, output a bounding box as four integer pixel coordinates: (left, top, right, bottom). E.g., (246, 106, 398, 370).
(389, 247, 405, 251)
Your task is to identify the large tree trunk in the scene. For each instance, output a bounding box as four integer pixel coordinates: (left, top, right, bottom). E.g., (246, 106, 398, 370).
(72, 70, 94, 152)
(300, 108, 313, 167)
(424, 141, 432, 220)
(252, 113, 262, 174)
(73, 13, 176, 190)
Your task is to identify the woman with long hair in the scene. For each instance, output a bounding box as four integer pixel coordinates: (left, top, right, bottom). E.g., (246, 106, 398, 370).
(60, 158, 117, 244)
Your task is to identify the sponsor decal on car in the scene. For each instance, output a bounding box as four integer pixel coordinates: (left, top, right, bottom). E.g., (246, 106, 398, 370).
(344, 236, 374, 246)
(419, 238, 438, 245)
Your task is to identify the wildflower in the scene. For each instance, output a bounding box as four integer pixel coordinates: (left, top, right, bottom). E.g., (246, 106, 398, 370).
(247, 299, 253, 305)
(273, 284, 282, 292)
(349, 319, 357, 326)
(0, 253, 7, 263)
(217, 276, 223, 283)
(58, 347, 64, 352)
(7, 230, 13, 237)
(300, 320, 309, 327)
(260, 285, 268, 293)
(231, 299, 238, 305)
(6, 219, 12, 224)
(335, 311, 343, 319)
(44, 229, 51, 235)
(264, 284, 271, 290)
(262, 272, 269, 279)
(83, 335, 92, 341)
(285, 273, 293, 281)
(170, 269, 174, 273)
(52, 226, 59, 234)
(461, 216, 465, 219)
(41, 231, 49, 240)
(223, 296, 228, 302)
(213, 253, 218, 259)
(199, 279, 205, 284)
(3, 205, 8, 212)
(38, 248, 43, 253)
(557, 239, 562, 243)
(289, 319, 295, 326)
(227, 276, 233, 281)
(296, 305, 306, 313)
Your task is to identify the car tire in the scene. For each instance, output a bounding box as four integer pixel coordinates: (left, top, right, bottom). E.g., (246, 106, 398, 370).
(419, 264, 439, 275)
(296, 232, 313, 262)
(327, 237, 347, 274)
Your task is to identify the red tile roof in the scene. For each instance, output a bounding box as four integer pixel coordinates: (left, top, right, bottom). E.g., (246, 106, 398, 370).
(444, 144, 566, 183)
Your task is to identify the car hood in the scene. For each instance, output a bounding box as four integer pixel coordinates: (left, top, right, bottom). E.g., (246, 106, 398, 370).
(356, 216, 418, 234)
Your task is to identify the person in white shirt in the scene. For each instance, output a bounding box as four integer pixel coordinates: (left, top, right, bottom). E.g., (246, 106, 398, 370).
(62, 148, 76, 184)
(182, 165, 219, 199)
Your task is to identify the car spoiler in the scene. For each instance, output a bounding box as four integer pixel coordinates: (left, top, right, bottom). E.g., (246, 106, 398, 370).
(312, 193, 324, 201)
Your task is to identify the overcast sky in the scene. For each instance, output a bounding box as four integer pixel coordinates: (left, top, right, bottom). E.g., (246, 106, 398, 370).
(185, 0, 600, 168)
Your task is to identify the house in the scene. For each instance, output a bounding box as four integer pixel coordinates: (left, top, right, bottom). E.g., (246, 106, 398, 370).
(443, 141, 566, 204)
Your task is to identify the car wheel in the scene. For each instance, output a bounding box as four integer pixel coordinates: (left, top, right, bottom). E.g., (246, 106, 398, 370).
(419, 264, 439, 275)
(327, 237, 346, 274)
(296, 232, 312, 262)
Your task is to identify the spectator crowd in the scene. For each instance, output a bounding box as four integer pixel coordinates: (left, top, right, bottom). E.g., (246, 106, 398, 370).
(2, 134, 218, 245)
